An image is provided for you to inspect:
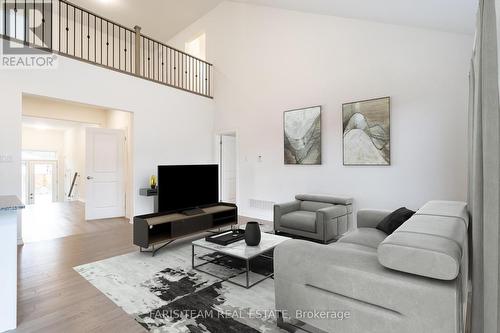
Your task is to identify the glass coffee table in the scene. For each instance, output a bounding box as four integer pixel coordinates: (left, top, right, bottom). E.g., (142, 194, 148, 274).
(192, 232, 291, 288)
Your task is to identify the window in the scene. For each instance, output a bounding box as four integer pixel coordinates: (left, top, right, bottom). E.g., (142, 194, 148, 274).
(185, 33, 206, 60)
(22, 150, 57, 161)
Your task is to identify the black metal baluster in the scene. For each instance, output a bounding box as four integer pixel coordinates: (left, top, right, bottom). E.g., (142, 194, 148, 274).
(181, 53, 184, 88)
(197, 60, 200, 93)
(201, 62, 204, 95)
(111, 23, 114, 68)
(175, 51, 178, 87)
(100, 18, 102, 64)
(123, 29, 126, 71)
(42, 0, 44, 44)
(58, 0, 60, 51)
(106, 21, 109, 66)
(128, 30, 130, 72)
(167, 48, 170, 84)
(14, 0, 16, 39)
(4, 0, 7, 38)
(50, 0, 52, 48)
(203, 63, 206, 96)
(24, 0, 27, 42)
(78, 10, 83, 59)
(86, 11, 89, 60)
(118, 27, 120, 70)
(208, 64, 211, 97)
(73, 7, 76, 57)
(33, 0, 35, 43)
(65, 2, 68, 53)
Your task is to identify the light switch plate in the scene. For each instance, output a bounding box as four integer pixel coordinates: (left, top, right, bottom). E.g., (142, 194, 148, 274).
(0, 154, 13, 163)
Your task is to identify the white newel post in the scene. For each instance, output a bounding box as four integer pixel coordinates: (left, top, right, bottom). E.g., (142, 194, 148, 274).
(0, 196, 24, 332)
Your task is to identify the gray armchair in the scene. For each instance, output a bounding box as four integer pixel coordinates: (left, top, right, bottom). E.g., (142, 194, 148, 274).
(274, 194, 353, 243)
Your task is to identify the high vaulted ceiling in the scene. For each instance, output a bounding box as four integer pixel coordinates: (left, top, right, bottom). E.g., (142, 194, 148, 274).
(69, 0, 223, 41)
(70, 0, 477, 43)
(234, 0, 477, 35)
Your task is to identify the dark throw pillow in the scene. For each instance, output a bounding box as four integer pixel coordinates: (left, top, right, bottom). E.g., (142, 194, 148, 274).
(376, 207, 415, 235)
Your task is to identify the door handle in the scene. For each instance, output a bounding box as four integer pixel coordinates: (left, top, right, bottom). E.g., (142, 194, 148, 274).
(87, 176, 94, 180)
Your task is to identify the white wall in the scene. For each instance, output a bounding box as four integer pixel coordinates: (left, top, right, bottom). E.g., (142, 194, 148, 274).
(63, 126, 87, 202)
(0, 42, 215, 217)
(22, 127, 66, 201)
(170, 2, 473, 219)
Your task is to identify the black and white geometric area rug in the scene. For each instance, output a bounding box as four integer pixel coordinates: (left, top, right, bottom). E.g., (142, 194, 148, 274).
(74, 237, 285, 333)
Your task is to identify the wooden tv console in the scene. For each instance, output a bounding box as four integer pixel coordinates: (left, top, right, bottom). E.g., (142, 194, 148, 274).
(133, 203, 238, 256)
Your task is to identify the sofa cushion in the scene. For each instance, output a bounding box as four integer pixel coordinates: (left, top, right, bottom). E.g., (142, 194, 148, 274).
(376, 207, 415, 234)
(416, 200, 469, 228)
(337, 228, 387, 249)
(300, 201, 334, 212)
(280, 211, 317, 233)
(377, 212, 467, 280)
(295, 194, 353, 205)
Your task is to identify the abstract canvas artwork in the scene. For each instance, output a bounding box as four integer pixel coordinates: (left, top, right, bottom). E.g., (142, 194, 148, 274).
(284, 106, 321, 165)
(342, 97, 390, 165)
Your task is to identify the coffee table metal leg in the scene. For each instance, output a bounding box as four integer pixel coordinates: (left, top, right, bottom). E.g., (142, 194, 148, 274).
(246, 259, 250, 288)
(192, 246, 274, 289)
(192, 244, 195, 268)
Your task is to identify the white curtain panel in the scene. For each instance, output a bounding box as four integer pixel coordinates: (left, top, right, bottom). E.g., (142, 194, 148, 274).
(468, 0, 500, 332)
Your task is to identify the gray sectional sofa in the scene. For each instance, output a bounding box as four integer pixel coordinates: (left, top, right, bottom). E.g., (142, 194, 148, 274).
(274, 194, 354, 243)
(274, 201, 469, 333)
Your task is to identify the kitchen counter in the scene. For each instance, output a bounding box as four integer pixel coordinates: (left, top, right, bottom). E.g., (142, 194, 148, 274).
(0, 195, 24, 331)
(0, 195, 25, 211)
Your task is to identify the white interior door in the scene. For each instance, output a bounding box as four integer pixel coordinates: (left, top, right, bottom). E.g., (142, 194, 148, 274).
(220, 134, 237, 203)
(85, 128, 125, 220)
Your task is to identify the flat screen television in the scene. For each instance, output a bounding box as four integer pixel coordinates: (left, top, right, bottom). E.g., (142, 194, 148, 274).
(157, 164, 219, 213)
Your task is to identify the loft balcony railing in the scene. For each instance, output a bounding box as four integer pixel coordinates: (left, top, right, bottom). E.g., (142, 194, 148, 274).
(0, 0, 213, 98)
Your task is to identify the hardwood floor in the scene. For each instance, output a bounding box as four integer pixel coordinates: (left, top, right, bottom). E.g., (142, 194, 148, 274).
(14, 203, 269, 332)
(22, 202, 130, 243)
(15, 219, 145, 332)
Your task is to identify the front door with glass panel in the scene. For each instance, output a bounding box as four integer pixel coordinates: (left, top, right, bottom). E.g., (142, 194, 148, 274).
(23, 161, 58, 205)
